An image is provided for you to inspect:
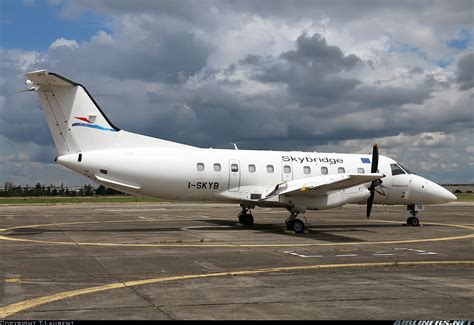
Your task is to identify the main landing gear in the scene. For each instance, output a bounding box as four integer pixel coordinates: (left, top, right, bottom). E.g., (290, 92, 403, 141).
(238, 206, 254, 226)
(285, 211, 305, 233)
(406, 204, 423, 226)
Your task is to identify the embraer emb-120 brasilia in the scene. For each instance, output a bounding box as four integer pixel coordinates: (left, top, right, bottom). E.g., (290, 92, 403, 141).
(25, 70, 457, 233)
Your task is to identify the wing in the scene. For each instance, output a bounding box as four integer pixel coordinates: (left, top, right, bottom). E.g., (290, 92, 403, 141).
(261, 173, 385, 200)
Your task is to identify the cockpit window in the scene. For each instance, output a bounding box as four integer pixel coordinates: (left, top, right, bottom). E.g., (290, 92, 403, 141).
(398, 163, 414, 174)
(390, 164, 406, 176)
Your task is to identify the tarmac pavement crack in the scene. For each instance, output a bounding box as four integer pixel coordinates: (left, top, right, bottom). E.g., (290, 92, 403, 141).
(38, 210, 175, 320)
(154, 295, 460, 308)
(350, 269, 460, 299)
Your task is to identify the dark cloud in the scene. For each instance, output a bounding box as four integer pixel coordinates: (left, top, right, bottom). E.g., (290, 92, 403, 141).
(0, 52, 52, 146)
(281, 33, 361, 72)
(40, 24, 210, 83)
(456, 53, 474, 90)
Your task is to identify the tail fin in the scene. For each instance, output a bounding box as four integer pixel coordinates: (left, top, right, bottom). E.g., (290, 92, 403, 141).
(26, 70, 189, 155)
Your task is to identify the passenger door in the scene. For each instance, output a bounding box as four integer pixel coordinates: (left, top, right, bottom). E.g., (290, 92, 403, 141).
(281, 161, 293, 182)
(228, 159, 241, 192)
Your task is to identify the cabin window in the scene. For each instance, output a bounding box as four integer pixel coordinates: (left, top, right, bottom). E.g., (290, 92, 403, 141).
(338, 167, 345, 174)
(283, 165, 291, 174)
(231, 164, 239, 172)
(78, 153, 82, 162)
(357, 168, 365, 174)
(213, 163, 221, 172)
(321, 167, 328, 175)
(99, 169, 108, 175)
(303, 166, 311, 174)
(197, 163, 205, 171)
(267, 165, 274, 173)
(248, 164, 256, 173)
(390, 164, 406, 176)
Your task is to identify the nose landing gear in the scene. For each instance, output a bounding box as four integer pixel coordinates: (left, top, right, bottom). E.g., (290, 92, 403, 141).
(406, 215, 420, 226)
(406, 204, 423, 226)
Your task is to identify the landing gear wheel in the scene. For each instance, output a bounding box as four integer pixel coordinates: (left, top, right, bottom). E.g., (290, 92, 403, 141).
(238, 206, 254, 226)
(239, 214, 254, 226)
(406, 205, 422, 227)
(408, 216, 420, 226)
(292, 219, 305, 233)
(287, 219, 305, 233)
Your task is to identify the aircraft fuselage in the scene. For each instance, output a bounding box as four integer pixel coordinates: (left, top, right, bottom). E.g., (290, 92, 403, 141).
(57, 147, 455, 210)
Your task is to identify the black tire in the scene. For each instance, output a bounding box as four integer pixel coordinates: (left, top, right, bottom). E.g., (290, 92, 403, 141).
(292, 219, 305, 233)
(410, 217, 420, 226)
(240, 214, 254, 226)
(406, 216, 413, 225)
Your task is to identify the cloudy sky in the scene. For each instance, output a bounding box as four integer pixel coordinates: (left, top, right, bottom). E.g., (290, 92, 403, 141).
(1, 0, 473, 186)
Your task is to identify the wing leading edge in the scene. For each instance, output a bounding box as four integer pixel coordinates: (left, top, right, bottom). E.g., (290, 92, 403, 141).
(262, 173, 385, 200)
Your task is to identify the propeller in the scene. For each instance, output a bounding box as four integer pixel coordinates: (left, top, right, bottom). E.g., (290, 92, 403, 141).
(366, 144, 380, 218)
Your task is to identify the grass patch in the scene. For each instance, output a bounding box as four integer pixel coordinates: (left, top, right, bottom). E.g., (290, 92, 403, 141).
(455, 193, 474, 202)
(0, 196, 166, 205)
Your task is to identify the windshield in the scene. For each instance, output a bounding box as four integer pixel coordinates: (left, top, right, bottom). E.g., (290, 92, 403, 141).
(398, 163, 414, 174)
(390, 164, 406, 176)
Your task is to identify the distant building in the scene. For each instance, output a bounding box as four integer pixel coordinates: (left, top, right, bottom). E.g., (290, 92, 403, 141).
(441, 184, 474, 194)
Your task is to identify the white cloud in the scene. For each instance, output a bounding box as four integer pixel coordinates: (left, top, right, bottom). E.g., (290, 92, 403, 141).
(91, 31, 116, 46)
(49, 37, 79, 50)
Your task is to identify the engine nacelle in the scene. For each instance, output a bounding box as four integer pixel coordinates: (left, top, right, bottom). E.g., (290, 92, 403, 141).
(281, 186, 370, 210)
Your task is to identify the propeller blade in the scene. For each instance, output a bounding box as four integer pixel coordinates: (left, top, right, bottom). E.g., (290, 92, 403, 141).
(367, 189, 374, 218)
(371, 143, 379, 173)
(367, 143, 379, 218)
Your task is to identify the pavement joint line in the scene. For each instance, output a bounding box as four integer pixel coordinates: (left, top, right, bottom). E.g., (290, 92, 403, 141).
(0, 260, 473, 319)
(0, 218, 472, 247)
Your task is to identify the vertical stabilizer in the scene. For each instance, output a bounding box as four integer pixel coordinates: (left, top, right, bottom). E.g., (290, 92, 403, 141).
(26, 70, 191, 155)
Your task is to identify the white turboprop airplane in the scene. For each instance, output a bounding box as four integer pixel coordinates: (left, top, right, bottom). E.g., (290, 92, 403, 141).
(24, 70, 457, 232)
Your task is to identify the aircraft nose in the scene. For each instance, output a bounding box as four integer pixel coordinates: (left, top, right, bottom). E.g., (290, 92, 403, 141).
(425, 181, 457, 203)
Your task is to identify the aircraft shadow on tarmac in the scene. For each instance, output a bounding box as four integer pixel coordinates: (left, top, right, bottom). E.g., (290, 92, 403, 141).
(6, 218, 425, 243)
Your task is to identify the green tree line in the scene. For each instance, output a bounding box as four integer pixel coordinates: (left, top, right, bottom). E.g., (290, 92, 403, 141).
(1, 182, 126, 197)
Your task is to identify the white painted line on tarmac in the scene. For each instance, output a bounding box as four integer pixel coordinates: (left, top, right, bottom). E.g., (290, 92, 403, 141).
(183, 226, 231, 230)
(283, 251, 323, 258)
(336, 254, 358, 257)
(406, 248, 438, 255)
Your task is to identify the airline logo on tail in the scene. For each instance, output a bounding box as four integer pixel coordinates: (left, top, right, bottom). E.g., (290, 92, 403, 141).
(72, 117, 117, 132)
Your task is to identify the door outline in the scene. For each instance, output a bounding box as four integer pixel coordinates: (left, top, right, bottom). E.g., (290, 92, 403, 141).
(228, 159, 241, 192)
(281, 161, 293, 181)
